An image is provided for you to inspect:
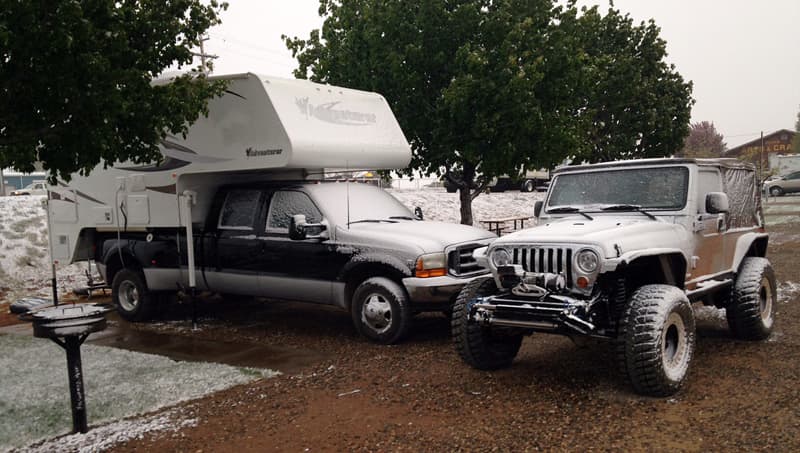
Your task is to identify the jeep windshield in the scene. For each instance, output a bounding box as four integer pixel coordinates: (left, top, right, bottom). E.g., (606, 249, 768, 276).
(547, 166, 689, 211)
(305, 182, 415, 226)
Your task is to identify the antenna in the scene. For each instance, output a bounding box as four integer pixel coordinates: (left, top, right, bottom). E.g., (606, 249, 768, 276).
(346, 161, 351, 229)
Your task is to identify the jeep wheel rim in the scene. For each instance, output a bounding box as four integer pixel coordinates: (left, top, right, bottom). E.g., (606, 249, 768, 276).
(759, 277, 774, 328)
(662, 312, 689, 381)
(362, 293, 392, 334)
(118, 281, 139, 312)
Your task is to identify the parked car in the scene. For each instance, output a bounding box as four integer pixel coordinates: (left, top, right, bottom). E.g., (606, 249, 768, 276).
(452, 158, 774, 396)
(10, 180, 47, 196)
(763, 170, 800, 196)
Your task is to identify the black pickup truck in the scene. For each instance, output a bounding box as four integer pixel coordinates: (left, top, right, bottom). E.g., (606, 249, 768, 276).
(98, 181, 495, 344)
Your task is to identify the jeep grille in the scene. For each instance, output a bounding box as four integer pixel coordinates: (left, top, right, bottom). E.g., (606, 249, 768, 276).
(510, 246, 573, 287)
(448, 244, 486, 277)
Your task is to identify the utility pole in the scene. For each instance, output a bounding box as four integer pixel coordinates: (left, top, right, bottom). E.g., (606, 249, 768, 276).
(760, 131, 764, 182)
(192, 34, 217, 75)
(0, 167, 5, 196)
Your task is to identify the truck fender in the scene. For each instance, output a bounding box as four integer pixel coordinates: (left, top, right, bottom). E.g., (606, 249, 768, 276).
(337, 253, 414, 308)
(732, 232, 769, 272)
(616, 248, 688, 288)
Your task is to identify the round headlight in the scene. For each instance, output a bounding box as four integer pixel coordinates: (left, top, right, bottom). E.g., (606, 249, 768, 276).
(576, 249, 599, 273)
(490, 248, 512, 267)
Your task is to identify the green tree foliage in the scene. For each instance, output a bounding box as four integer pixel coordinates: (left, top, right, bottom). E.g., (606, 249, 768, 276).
(285, 0, 693, 224)
(0, 0, 228, 181)
(678, 121, 727, 158)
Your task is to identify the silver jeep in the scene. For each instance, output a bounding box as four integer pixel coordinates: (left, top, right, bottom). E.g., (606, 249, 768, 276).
(452, 158, 775, 396)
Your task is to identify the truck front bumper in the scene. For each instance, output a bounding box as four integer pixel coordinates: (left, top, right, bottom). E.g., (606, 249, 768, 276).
(403, 273, 489, 305)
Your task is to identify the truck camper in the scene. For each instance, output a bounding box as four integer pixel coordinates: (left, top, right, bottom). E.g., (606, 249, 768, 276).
(47, 73, 494, 344)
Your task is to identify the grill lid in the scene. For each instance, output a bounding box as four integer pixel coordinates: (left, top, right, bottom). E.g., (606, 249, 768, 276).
(21, 304, 113, 339)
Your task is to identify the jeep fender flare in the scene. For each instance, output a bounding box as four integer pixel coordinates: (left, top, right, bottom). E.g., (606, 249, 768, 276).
(614, 248, 688, 288)
(732, 232, 769, 273)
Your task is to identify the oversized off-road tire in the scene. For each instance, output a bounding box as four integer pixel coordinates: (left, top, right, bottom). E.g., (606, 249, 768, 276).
(769, 186, 784, 197)
(726, 257, 776, 341)
(452, 277, 522, 370)
(616, 284, 695, 396)
(111, 268, 156, 322)
(351, 277, 412, 344)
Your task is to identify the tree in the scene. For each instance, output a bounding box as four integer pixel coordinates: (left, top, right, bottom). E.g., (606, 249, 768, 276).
(0, 0, 229, 181)
(285, 1, 693, 224)
(678, 121, 727, 158)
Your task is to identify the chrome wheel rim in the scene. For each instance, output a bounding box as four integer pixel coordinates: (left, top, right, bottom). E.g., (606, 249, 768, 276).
(759, 277, 774, 328)
(118, 280, 140, 313)
(662, 312, 690, 381)
(361, 293, 392, 334)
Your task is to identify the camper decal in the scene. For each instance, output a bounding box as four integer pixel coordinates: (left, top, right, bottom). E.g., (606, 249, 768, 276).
(295, 97, 377, 126)
(117, 137, 231, 172)
(245, 147, 283, 158)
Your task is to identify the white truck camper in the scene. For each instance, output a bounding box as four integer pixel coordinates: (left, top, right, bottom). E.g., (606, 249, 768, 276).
(48, 73, 495, 344)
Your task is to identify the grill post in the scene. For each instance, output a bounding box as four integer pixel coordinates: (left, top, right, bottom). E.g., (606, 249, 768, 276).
(60, 335, 89, 433)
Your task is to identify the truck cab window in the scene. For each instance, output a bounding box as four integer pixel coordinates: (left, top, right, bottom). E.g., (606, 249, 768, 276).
(267, 190, 322, 231)
(218, 189, 261, 230)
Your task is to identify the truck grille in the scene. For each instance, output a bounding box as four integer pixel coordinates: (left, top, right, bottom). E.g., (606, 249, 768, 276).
(510, 246, 573, 287)
(448, 243, 486, 277)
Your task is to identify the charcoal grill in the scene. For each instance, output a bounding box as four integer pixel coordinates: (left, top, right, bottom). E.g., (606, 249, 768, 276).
(20, 303, 113, 434)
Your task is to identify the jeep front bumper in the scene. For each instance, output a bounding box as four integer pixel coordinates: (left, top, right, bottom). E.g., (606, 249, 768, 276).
(470, 292, 598, 335)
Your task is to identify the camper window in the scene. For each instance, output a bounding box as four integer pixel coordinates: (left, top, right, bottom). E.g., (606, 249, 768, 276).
(218, 189, 261, 230)
(266, 190, 322, 232)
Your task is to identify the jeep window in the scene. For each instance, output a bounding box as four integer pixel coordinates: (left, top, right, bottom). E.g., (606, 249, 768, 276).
(218, 189, 261, 230)
(697, 169, 723, 214)
(306, 183, 413, 225)
(266, 190, 322, 232)
(548, 167, 690, 211)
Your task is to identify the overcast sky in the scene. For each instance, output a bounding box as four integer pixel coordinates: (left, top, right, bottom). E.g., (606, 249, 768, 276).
(202, 0, 800, 149)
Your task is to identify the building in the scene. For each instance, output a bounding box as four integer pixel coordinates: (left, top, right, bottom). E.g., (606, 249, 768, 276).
(1, 169, 47, 193)
(725, 129, 796, 173)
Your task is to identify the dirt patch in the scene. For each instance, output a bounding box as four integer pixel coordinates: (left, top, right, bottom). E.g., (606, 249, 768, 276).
(27, 224, 800, 451)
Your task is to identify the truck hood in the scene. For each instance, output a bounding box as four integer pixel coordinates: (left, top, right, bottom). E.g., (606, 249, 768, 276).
(337, 220, 495, 254)
(496, 215, 688, 258)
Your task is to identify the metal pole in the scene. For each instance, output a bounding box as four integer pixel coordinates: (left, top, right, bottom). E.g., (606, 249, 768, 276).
(0, 167, 5, 196)
(760, 131, 764, 182)
(63, 336, 88, 433)
(181, 191, 198, 330)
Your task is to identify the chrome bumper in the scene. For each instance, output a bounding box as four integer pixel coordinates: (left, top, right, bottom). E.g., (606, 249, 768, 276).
(403, 273, 488, 304)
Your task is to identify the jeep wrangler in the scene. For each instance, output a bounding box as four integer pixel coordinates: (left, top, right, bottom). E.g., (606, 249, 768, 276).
(452, 158, 775, 396)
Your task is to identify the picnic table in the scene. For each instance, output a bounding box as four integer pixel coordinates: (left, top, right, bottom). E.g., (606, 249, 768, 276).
(479, 215, 533, 235)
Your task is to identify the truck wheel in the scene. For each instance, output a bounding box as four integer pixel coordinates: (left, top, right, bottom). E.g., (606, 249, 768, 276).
(769, 186, 784, 197)
(452, 277, 522, 370)
(521, 179, 535, 192)
(351, 277, 411, 344)
(111, 268, 156, 322)
(727, 257, 776, 340)
(616, 284, 695, 396)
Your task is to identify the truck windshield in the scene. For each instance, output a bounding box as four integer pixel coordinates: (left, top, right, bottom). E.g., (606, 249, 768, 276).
(306, 183, 414, 226)
(547, 166, 689, 211)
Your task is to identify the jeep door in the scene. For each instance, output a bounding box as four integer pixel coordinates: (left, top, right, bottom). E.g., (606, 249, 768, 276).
(692, 168, 727, 281)
(256, 189, 346, 304)
(204, 189, 265, 296)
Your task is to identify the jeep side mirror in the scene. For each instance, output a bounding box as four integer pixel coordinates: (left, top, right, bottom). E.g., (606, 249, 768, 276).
(289, 214, 307, 240)
(706, 192, 729, 214)
(414, 206, 423, 220)
(534, 201, 543, 218)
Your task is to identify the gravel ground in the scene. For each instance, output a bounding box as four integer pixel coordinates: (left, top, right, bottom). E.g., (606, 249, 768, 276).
(89, 222, 800, 452)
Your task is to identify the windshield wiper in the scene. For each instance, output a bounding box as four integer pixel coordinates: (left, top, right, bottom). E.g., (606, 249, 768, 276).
(600, 204, 657, 220)
(347, 219, 399, 225)
(547, 206, 593, 220)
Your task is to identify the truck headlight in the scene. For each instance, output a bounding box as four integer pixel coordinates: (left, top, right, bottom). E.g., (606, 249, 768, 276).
(415, 252, 447, 278)
(490, 248, 512, 267)
(576, 249, 599, 273)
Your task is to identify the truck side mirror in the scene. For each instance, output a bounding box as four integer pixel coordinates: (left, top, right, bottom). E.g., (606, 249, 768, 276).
(289, 214, 307, 240)
(414, 206, 423, 220)
(706, 192, 729, 214)
(534, 201, 543, 218)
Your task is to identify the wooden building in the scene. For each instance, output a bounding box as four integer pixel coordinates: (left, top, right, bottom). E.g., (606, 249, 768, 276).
(725, 129, 796, 172)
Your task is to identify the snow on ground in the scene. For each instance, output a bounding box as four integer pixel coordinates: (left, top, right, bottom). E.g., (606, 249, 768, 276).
(779, 281, 800, 304)
(388, 187, 544, 224)
(0, 333, 277, 451)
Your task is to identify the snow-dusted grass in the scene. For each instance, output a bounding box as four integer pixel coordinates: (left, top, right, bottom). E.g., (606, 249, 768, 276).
(389, 187, 544, 224)
(0, 333, 277, 451)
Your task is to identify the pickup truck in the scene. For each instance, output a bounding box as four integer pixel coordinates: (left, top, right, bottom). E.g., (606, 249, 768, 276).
(99, 181, 495, 344)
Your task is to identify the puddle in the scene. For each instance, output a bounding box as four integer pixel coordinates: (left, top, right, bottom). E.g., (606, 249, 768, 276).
(87, 323, 324, 375)
(1, 320, 325, 375)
